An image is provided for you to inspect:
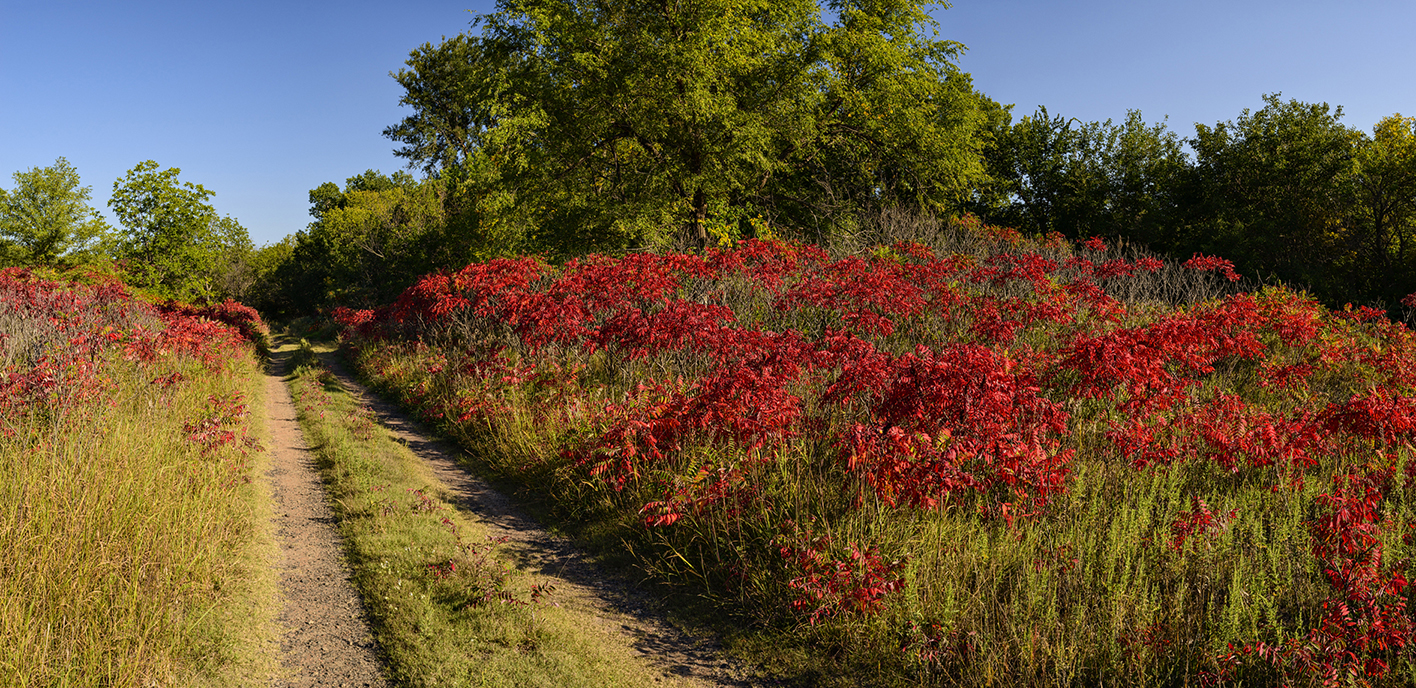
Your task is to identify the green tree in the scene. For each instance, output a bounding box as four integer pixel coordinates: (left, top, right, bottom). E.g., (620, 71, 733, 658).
(976, 107, 1089, 235)
(206, 214, 259, 301)
(775, 0, 1001, 240)
(383, 34, 485, 177)
(385, 0, 997, 255)
(241, 235, 298, 317)
(1095, 111, 1191, 249)
(1187, 94, 1361, 292)
(108, 160, 252, 301)
(1344, 114, 1416, 303)
(263, 171, 458, 316)
(0, 157, 113, 267)
(974, 95, 1413, 312)
(309, 171, 447, 297)
(976, 107, 1189, 252)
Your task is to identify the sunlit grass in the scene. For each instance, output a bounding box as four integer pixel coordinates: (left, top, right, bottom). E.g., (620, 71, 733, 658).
(0, 352, 277, 687)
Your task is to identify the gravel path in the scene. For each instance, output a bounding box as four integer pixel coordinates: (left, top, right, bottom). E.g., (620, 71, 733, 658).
(266, 352, 388, 687)
(256, 341, 762, 687)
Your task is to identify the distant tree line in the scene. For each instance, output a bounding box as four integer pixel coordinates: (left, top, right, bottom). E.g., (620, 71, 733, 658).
(0, 158, 257, 302)
(248, 169, 473, 316)
(11, 1, 1411, 317)
(257, 0, 1415, 320)
(971, 95, 1416, 312)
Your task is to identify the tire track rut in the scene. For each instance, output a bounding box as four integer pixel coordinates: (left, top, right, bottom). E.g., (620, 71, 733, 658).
(315, 349, 763, 687)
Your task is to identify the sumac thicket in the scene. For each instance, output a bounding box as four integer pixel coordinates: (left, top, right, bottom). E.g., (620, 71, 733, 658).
(334, 216, 1416, 686)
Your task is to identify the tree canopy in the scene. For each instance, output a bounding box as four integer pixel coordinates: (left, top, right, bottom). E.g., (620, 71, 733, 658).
(255, 170, 477, 317)
(977, 107, 1188, 249)
(278, 8, 1416, 320)
(109, 160, 253, 301)
(0, 157, 113, 267)
(1187, 94, 1362, 293)
(384, 0, 1001, 255)
(973, 94, 1416, 312)
(1345, 114, 1416, 299)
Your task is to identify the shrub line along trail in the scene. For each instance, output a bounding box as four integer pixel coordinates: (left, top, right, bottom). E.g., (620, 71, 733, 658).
(266, 346, 388, 687)
(310, 348, 761, 687)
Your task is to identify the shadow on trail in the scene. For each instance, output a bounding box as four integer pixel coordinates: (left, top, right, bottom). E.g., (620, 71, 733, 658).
(310, 346, 762, 688)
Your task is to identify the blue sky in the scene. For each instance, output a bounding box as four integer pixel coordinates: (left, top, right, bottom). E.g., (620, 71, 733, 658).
(3, 1, 1413, 247)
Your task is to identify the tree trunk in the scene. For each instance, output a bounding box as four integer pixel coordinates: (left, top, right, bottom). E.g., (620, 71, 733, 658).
(693, 187, 707, 251)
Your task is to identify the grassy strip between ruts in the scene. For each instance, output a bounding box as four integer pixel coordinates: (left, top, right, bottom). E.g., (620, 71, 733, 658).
(281, 336, 697, 688)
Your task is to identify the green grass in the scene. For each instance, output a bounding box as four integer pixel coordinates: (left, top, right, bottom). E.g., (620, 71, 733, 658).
(280, 336, 707, 687)
(0, 350, 280, 687)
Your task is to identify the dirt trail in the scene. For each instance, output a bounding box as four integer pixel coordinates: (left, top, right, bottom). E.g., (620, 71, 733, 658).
(266, 350, 388, 687)
(316, 350, 762, 687)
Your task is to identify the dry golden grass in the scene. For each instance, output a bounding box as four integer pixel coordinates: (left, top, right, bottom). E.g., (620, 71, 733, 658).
(0, 352, 278, 687)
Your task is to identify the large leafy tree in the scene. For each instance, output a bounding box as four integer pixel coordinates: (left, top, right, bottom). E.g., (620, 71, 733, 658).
(1343, 114, 1416, 303)
(776, 0, 1002, 240)
(108, 160, 252, 301)
(307, 170, 448, 299)
(385, 0, 998, 255)
(0, 157, 113, 267)
(263, 171, 456, 315)
(1187, 94, 1362, 292)
(383, 34, 485, 177)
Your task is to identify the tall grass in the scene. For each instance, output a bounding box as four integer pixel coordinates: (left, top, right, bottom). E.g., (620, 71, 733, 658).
(0, 268, 277, 686)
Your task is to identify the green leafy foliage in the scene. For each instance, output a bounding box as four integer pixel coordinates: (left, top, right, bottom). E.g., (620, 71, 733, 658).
(977, 108, 1187, 250)
(782, 0, 1003, 233)
(259, 168, 536, 318)
(256, 170, 472, 318)
(1345, 114, 1416, 305)
(108, 160, 254, 302)
(0, 157, 114, 267)
(384, 0, 999, 255)
(978, 95, 1416, 316)
(1187, 94, 1363, 294)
